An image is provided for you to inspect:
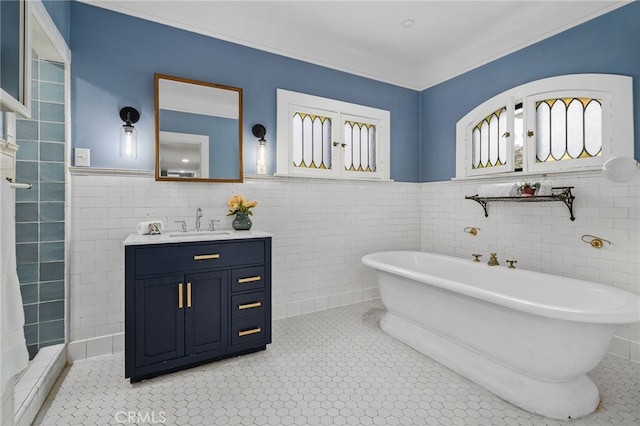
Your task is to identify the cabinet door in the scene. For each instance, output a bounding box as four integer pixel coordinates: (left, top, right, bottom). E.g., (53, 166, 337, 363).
(184, 271, 228, 355)
(135, 275, 184, 367)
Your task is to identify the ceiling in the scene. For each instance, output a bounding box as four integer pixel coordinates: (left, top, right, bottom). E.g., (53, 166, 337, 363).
(81, 0, 629, 90)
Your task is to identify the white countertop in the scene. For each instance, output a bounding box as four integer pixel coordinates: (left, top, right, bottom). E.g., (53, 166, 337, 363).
(123, 230, 273, 246)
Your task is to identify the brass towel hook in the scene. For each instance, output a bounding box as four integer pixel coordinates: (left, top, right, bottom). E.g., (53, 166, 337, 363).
(581, 234, 611, 249)
(464, 227, 480, 236)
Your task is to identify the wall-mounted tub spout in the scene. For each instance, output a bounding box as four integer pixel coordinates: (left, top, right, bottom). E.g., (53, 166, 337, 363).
(581, 235, 611, 249)
(464, 227, 480, 236)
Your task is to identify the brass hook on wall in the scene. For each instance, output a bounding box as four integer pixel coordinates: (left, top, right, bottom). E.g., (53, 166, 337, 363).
(464, 227, 480, 236)
(581, 234, 611, 249)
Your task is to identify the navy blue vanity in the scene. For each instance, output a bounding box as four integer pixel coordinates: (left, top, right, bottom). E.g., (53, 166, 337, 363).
(124, 231, 272, 383)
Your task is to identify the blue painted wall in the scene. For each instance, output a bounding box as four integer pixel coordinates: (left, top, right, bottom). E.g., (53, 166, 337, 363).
(69, 2, 420, 182)
(419, 2, 640, 182)
(42, 0, 70, 44)
(69, 2, 638, 183)
(1, 0, 22, 100)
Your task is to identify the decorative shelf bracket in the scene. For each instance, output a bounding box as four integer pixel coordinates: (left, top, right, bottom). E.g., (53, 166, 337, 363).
(465, 186, 575, 221)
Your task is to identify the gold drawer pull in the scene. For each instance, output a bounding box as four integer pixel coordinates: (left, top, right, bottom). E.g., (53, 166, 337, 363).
(178, 283, 183, 309)
(238, 302, 262, 310)
(193, 254, 220, 260)
(238, 327, 262, 337)
(187, 282, 192, 308)
(237, 276, 261, 284)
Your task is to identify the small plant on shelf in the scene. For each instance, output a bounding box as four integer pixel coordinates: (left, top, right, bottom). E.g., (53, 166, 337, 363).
(518, 182, 540, 196)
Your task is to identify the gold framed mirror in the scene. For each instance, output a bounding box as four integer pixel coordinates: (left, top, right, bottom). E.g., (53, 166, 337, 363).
(155, 74, 243, 182)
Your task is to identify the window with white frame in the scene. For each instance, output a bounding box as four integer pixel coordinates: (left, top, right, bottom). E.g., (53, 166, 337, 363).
(456, 74, 634, 179)
(277, 89, 390, 180)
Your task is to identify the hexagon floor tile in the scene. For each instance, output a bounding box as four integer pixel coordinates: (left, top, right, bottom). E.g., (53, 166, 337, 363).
(34, 301, 639, 425)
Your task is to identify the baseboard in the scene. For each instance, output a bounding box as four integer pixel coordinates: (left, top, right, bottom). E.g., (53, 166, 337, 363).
(272, 287, 380, 320)
(67, 333, 124, 362)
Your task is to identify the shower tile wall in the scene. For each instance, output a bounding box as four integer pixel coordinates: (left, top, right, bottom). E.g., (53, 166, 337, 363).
(15, 57, 66, 359)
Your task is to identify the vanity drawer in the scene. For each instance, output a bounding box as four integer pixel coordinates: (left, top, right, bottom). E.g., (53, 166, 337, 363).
(231, 292, 266, 320)
(134, 240, 265, 276)
(232, 317, 267, 346)
(231, 266, 265, 293)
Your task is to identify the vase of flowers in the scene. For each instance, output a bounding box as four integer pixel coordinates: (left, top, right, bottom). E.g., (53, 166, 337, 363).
(227, 195, 258, 230)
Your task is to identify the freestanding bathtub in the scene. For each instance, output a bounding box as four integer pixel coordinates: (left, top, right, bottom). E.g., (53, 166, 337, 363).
(362, 251, 640, 420)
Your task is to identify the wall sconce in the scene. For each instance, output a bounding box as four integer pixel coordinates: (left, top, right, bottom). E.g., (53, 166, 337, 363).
(252, 124, 267, 175)
(119, 107, 140, 158)
(602, 156, 639, 182)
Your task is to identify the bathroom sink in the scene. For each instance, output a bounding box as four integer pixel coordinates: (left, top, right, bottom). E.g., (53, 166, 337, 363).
(169, 230, 233, 237)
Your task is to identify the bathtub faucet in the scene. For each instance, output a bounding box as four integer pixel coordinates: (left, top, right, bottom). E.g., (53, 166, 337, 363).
(488, 253, 499, 266)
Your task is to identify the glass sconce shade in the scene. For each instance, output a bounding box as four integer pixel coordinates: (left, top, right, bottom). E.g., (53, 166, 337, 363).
(119, 106, 140, 159)
(120, 124, 137, 158)
(257, 140, 267, 175)
(252, 124, 267, 175)
(602, 156, 639, 182)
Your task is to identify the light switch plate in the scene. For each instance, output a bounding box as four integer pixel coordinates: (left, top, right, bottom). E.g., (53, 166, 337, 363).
(75, 148, 90, 167)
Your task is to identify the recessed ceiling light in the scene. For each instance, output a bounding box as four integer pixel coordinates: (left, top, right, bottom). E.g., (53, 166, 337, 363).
(181, 158, 189, 163)
(401, 19, 415, 29)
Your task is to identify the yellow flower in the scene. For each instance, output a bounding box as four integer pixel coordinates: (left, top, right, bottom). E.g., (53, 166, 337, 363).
(226, 195, 258, 216)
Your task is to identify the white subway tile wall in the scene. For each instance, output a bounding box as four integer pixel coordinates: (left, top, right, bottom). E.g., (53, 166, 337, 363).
(67, 173, 420, 350)
(67, 171, 639, 362)
(420, 172, 639, 361)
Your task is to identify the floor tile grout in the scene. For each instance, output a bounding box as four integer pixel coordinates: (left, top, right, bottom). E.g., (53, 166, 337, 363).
(34, 301, 640, 426)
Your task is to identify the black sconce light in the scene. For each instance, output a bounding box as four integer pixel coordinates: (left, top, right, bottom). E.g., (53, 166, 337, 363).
(252, 124, 267, 175)
(119, 107, 140, 158)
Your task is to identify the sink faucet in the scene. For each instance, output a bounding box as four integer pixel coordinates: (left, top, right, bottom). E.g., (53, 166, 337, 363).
(195, 208, 203, 231)
(175, 220, 187, 232)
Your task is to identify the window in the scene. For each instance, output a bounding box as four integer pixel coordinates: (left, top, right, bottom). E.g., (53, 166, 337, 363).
(456, 74, 633, 179)
(277, 89, 390, 180)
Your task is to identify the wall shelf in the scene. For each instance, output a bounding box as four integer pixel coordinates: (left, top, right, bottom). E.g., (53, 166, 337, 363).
(465, 186, 576, 221)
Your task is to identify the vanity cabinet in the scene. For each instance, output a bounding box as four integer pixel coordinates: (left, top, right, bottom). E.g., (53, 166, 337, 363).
(124, 236, 271, 383)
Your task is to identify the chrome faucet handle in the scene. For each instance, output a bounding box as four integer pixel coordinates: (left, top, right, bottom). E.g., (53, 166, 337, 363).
(506, 259, 517, 269)
(175, 220, 187, 232)
(209, 219, 220, 231)
(472, 253, 482, 262)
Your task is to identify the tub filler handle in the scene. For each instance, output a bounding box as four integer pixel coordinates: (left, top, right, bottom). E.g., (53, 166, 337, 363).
(506, 260, 517, 269)
(472, 254, 482, 262)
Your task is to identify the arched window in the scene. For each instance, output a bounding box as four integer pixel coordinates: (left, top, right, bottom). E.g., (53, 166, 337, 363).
(456, 74, 633, 179)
